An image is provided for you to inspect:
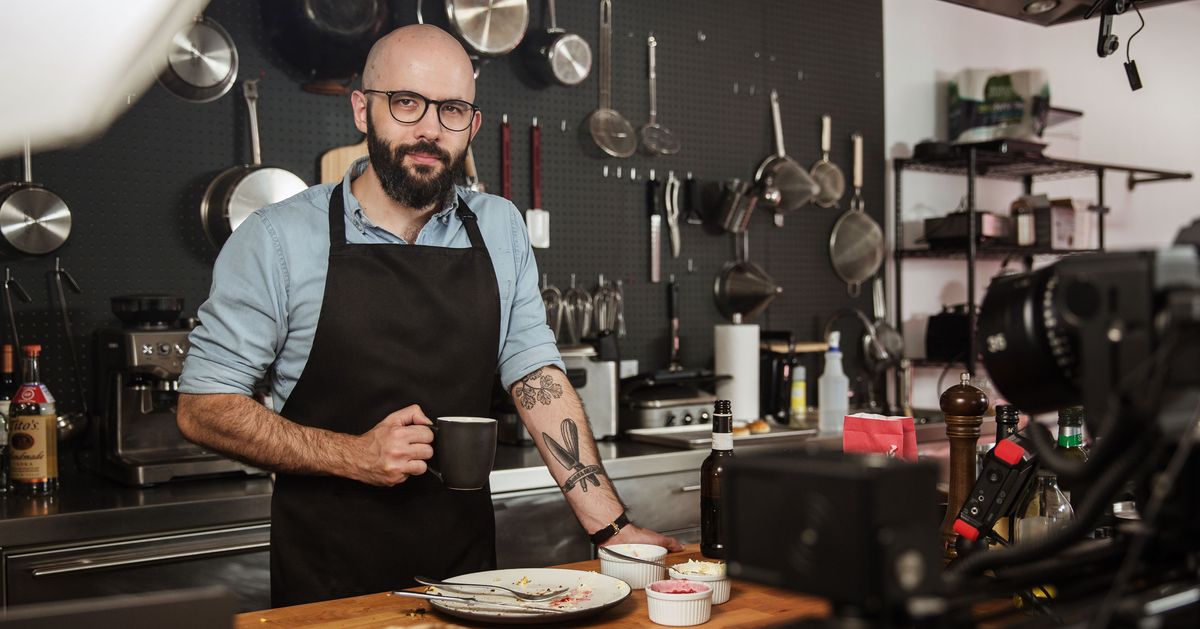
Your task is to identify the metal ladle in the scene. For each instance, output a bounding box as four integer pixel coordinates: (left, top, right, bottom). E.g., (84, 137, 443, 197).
(639, 35, 679, 155)
(50, 258, 88, 442)
(587, 0, 636, 158)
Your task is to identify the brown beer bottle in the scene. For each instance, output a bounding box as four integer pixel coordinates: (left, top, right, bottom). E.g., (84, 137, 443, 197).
(700, 399, 734, 559)
(8, 345, 58, 495)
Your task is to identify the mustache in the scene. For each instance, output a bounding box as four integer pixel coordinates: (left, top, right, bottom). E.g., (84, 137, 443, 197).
(394, 140, 451, 165)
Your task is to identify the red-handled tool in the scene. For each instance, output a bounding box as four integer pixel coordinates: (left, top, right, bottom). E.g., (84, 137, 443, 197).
(526, 117, 549, 248)
(500, 114, 511, 199)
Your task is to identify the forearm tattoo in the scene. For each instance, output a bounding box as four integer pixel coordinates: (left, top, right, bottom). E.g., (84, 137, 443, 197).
(515, 367, 564, 410)
(542, 418, 604, 493)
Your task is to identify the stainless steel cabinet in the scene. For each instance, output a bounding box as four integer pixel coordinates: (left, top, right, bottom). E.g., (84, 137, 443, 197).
(2, 523, 270, 612)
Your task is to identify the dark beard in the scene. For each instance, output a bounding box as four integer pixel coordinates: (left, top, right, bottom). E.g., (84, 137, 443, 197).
(366, 116, 467, 210)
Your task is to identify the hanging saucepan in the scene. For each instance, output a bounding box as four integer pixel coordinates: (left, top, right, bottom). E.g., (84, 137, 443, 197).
(201, 80, 308, 249)
(262, 0, 390, 95)
(829, 133, 884, 297)
(522, 0, 592, 87)
(713, 231, 782, 322)
(418, 0, 530, 77)
(0, 141, 72, 255)
(157, 13, 239, 103)
(754, 90, 819, 227)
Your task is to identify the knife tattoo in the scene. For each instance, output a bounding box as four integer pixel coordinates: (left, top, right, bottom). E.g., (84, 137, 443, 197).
(516, 368, 564, 410)
(542, 418, 604, 493)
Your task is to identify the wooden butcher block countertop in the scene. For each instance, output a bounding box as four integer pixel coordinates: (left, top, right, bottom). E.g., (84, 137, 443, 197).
(235, 545, 829, 628)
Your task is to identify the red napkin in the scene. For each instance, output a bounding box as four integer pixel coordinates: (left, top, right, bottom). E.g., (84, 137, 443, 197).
(842, 413, 918, 461)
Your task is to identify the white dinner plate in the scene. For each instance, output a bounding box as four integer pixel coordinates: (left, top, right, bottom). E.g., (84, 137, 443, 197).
(423, 567, 632, 624)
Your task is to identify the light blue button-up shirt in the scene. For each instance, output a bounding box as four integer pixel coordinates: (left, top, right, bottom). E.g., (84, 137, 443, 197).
(180, 157, 564, 409)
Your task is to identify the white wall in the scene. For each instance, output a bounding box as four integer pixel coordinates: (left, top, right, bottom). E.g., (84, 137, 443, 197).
(883, 0, 1200, 409)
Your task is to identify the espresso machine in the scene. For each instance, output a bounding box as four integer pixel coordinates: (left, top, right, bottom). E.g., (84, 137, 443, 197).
(90, 295, 262, 486)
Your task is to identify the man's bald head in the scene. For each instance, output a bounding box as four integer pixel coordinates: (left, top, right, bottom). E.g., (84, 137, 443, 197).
(362, 25, 475, 99)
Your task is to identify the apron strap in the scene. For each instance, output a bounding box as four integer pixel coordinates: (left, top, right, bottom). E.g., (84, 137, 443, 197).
(328, 182, 348, 246)
(328, 185, 485, 250)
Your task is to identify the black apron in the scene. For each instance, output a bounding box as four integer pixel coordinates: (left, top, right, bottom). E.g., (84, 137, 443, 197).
(270, 183, 500, 607)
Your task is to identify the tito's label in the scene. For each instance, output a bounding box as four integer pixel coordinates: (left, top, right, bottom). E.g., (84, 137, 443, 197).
(9, 414, 58, 482)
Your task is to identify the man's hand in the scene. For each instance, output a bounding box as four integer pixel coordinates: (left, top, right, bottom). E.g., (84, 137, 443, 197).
(604, 524, 685, 553)
(354, 404, 434, 486)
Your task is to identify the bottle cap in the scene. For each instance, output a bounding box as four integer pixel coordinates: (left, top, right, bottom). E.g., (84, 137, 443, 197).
(22, 344, 41, 357)
(1057, 406, 1084, 425)
(714, 399, 731, 415)
(996, 404, 1020, 424)
(827, 331, 841, 352)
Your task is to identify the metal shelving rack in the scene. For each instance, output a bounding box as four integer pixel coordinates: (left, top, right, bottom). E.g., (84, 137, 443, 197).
(893, 143, 1192, 376)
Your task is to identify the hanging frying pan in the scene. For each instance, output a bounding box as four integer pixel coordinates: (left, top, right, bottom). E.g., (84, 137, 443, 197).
(754, 90, 819, 225)
(157, 13, 239, 103)
(201, 80, 308, 249)
(417, 0, 529, 76)
(522, 0, 592, 87)
(262, 0, 390, 95)
(829, 133, 884, 297)
(0, 141, 72, 255)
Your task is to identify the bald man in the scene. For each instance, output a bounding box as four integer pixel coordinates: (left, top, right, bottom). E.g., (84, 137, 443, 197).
(177, 25, 680, 607)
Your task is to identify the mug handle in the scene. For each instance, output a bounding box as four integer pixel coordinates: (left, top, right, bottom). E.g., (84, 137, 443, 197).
(425, 421, 442, 482)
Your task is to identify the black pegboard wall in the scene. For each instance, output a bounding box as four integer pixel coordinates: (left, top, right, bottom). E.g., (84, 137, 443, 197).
(0, 0, 884, 414)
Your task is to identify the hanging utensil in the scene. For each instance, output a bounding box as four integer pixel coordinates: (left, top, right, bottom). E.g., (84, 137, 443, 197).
(158, 13, 239, 102)
(523, 0, 592, 87)
(541, 274, 563, 342)
(667, 275, 682, 371)
(501, 114, 512, 199)
(261, 0, 389, 95)
(810, 114, 846, 208)
(648, 172, 663, 283)
(417, 0, 530, 78)
(201, 79, 308, 249)
(863, 276, 904, 374)
(464, 146, 485, 193)
(50, 258, 89, 442)
(2, 268, 31, 349)
(829, 133, 884, 297)
(753, 90, 819, 226)
(713, 231, 782, 322)
(586, 0, 636, 158)
(592, 274, 620, 335)
(664, 171, 681, 258)
(639, 35, 679, 156)
(562, 274, 593, 345)
(527, 117, 549, 248)
(0, 140, 73, 256)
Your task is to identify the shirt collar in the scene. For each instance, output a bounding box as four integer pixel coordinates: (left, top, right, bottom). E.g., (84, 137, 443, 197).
(341, 156, 462, 233)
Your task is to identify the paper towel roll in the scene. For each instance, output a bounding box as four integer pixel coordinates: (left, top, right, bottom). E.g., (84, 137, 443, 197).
(714, 323, 760, 421)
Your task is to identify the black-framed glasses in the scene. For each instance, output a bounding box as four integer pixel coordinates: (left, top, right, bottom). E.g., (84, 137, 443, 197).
(362, 89, 478, 132)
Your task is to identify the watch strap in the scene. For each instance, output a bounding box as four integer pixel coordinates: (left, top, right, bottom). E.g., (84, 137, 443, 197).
(589, 511, 630, 545)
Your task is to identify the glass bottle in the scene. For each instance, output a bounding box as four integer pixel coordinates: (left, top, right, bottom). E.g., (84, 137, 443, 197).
(989, 404, 1022, 543)
(8, 345, 59, 495)
(0, 344, 14, 492)
(1055, 406, 1088, 503)
(1015, 470, 1074, 543)
(701, 399, 734, 559)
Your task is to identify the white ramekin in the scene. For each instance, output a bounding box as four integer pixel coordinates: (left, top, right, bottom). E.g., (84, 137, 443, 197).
(645, 579, 713, 626)
(599, 544, 667, 589)
(668, 566, 731, 605)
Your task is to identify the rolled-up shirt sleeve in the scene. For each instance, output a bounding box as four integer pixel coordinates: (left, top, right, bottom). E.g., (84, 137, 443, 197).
(497, 206, 564, 391)
(180, 213, 289, 397)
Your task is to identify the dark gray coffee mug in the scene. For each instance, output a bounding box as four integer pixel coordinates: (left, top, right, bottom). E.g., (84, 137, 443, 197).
(428, 417, 497, 490)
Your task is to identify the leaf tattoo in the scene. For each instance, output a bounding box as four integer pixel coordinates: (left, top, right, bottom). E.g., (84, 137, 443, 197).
(516, 368, 563, 410)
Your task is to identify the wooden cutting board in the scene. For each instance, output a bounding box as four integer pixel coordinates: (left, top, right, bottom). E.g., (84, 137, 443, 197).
(235, 546, 830, 627)
(319, 139, 368, 184)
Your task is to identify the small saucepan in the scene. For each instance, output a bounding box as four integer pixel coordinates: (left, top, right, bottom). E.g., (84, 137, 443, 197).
(201, 80, 307, 249)
(522, 0, 592, 87)
(0, 141, 72, 255)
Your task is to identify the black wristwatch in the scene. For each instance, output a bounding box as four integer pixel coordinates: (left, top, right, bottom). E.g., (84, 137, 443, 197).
(589, 512, 630, 545)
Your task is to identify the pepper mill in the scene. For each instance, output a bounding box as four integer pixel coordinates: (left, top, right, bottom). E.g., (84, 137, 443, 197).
(938, 372, 989, 559)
